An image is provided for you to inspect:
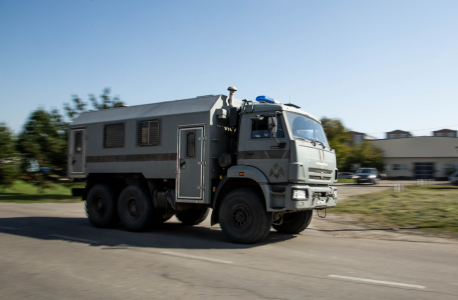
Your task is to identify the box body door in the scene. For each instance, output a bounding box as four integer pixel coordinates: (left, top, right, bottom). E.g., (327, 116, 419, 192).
(177, 127, 204, 200)
(70, 129, 86, 174)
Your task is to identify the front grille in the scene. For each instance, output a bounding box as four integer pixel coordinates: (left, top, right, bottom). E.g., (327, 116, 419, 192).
(308, 168, 333, 174)
(310, 175, 331, 180)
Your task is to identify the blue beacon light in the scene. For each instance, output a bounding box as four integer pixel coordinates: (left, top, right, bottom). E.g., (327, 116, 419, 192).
(255, 95, 281, 104)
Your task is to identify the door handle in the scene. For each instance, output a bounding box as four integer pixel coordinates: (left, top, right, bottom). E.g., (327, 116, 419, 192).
(180, 158, 186, 168)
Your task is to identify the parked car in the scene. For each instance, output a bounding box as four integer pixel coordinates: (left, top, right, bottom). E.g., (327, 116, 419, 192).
(449, 171, 458, 185)
(337, 172, 354, 179)
(353, 168, 382, 184)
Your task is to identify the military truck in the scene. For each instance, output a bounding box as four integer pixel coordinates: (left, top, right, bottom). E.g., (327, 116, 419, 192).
(68, 86, 338, 244)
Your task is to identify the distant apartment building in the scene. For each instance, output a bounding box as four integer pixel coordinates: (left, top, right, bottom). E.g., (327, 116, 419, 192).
(432, 129, 457, 138)
(349, 131, 376, 145)
(386, 130, 412, 139)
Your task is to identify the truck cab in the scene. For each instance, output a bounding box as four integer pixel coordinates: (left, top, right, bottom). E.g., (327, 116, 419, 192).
(213, 99, 338, 230)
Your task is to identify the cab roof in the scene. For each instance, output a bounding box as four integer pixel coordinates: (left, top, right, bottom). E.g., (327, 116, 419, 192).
(247, 102, 321, 123)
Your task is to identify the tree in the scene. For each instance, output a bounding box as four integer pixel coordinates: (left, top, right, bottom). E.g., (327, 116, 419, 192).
(320, 117, 384, 172)
(346, 141, 384, 171)
(320, 117, 352, 170)
(0, 123, 19, 189)
(64, 95, 87, 120)
(16, 109, 68, 188)
(64, 88, 125, 120)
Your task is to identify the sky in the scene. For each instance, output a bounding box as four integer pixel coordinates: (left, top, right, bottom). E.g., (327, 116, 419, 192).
(1, 0, 458, 138)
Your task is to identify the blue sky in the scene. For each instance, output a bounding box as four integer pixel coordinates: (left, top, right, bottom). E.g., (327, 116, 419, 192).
(1, 0, 457, 138)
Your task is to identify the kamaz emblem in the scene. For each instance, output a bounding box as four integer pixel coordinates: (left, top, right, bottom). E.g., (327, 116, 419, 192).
(269, 163, 285, 178)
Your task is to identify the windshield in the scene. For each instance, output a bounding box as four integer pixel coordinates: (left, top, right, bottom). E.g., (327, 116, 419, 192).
(357, 169, 375, 174)
(285, 112, 330, 148)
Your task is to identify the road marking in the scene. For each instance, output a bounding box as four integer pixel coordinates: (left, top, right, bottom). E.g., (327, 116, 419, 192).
(0, 226, 17, 230)
(328, 275, 426, 289)
(160, 251, 233, 264)
(48, 234, 99, 244)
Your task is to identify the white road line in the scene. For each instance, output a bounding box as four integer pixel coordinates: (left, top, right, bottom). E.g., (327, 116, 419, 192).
(48, 234, 99, 244)
(328, 275, 426, 289)
(0, 226, 17, 230)
(160, 251, 233, 264)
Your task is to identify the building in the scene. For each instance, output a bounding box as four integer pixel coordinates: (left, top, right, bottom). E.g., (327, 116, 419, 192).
(433, 129, 457, 138)
(349, 131, 376, 145)
(371, 136, 458, 179)
(386, 130, 412, 139)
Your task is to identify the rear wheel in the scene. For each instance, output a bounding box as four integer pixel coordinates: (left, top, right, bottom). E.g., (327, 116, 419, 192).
(86, 184, 118, 228)
(176, 208, 210, 225)
(219, 188, 272, 244)
(272, 210, 313, 234)
(117, 185, 153, 231)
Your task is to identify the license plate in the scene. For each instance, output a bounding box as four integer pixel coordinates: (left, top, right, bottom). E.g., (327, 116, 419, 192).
(316, 199, 326, 206)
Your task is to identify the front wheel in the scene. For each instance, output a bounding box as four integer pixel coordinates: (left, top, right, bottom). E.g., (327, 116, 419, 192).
(272, 210, 313, 234)
(219, 188, 272, 244)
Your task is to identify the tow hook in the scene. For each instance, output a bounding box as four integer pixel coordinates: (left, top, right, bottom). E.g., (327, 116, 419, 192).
(317, 208, 327, 218)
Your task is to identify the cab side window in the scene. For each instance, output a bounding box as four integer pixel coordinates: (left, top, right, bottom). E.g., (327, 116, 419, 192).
(251, 116, 284, 139)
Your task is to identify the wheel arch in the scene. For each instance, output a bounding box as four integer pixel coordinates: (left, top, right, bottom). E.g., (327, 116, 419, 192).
(211, 165, 269, 226)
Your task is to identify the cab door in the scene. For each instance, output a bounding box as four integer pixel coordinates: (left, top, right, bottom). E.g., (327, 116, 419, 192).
(69, 129, 86, 174)
(238, 114, 289, 183)
(177, 127, 204, 200)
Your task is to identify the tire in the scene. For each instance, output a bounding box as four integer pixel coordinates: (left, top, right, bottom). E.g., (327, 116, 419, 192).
(117, 185, 153, 231)
(85, 184, 118, 228)
(176, 208, 210, 225)
(219, 188, 272, 244)
(272, 210, 313, 234)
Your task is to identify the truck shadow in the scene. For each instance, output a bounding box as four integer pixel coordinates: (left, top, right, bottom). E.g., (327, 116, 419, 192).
(0, 216, 296, 250)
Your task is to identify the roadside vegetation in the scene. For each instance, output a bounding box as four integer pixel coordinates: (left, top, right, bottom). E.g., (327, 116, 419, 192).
(0, 181, 82, 203)
(0, 88, 124, 195)
(333, 185, 458, 235)
(336, 179, 355, 184)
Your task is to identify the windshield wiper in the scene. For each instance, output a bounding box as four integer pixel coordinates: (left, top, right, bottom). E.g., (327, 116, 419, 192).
(315, 140, 326, 149)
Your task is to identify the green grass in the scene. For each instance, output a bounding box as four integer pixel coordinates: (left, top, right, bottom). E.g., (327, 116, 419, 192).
(337, 178, 356, 183)
(333, 185, 458, 234)
(0, 181, 83, 203)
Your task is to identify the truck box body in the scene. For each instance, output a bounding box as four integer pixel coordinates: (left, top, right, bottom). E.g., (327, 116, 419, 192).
(69, 95, 239, 204)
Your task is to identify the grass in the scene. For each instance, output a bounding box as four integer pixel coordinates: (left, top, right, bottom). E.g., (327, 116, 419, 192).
(333, 185, 458, 234)
(0, 181, 83, 203)
(337, 178, 356, 183)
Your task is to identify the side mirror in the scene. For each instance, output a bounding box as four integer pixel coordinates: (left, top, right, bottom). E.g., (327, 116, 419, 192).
(268, 116, 277, 136)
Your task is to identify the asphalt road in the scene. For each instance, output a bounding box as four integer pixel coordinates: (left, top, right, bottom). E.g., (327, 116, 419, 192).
(0, 183, 457, 299)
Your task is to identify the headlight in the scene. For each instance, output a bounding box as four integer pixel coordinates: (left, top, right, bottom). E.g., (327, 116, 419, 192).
(292, 189, 307, 200)
(352, 176, 359, 179)
(369, 175, 376, 178)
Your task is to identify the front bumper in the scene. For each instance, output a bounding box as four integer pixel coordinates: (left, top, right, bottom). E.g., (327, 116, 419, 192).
(262, 184, 337, 212)
(357, 177, 376, 182)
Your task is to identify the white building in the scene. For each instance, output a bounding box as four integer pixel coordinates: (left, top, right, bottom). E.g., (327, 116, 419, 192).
(370, 136, 458, 179)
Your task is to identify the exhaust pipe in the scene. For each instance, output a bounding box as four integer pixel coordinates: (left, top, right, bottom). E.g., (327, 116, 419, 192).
(227, 86, 237, 107)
